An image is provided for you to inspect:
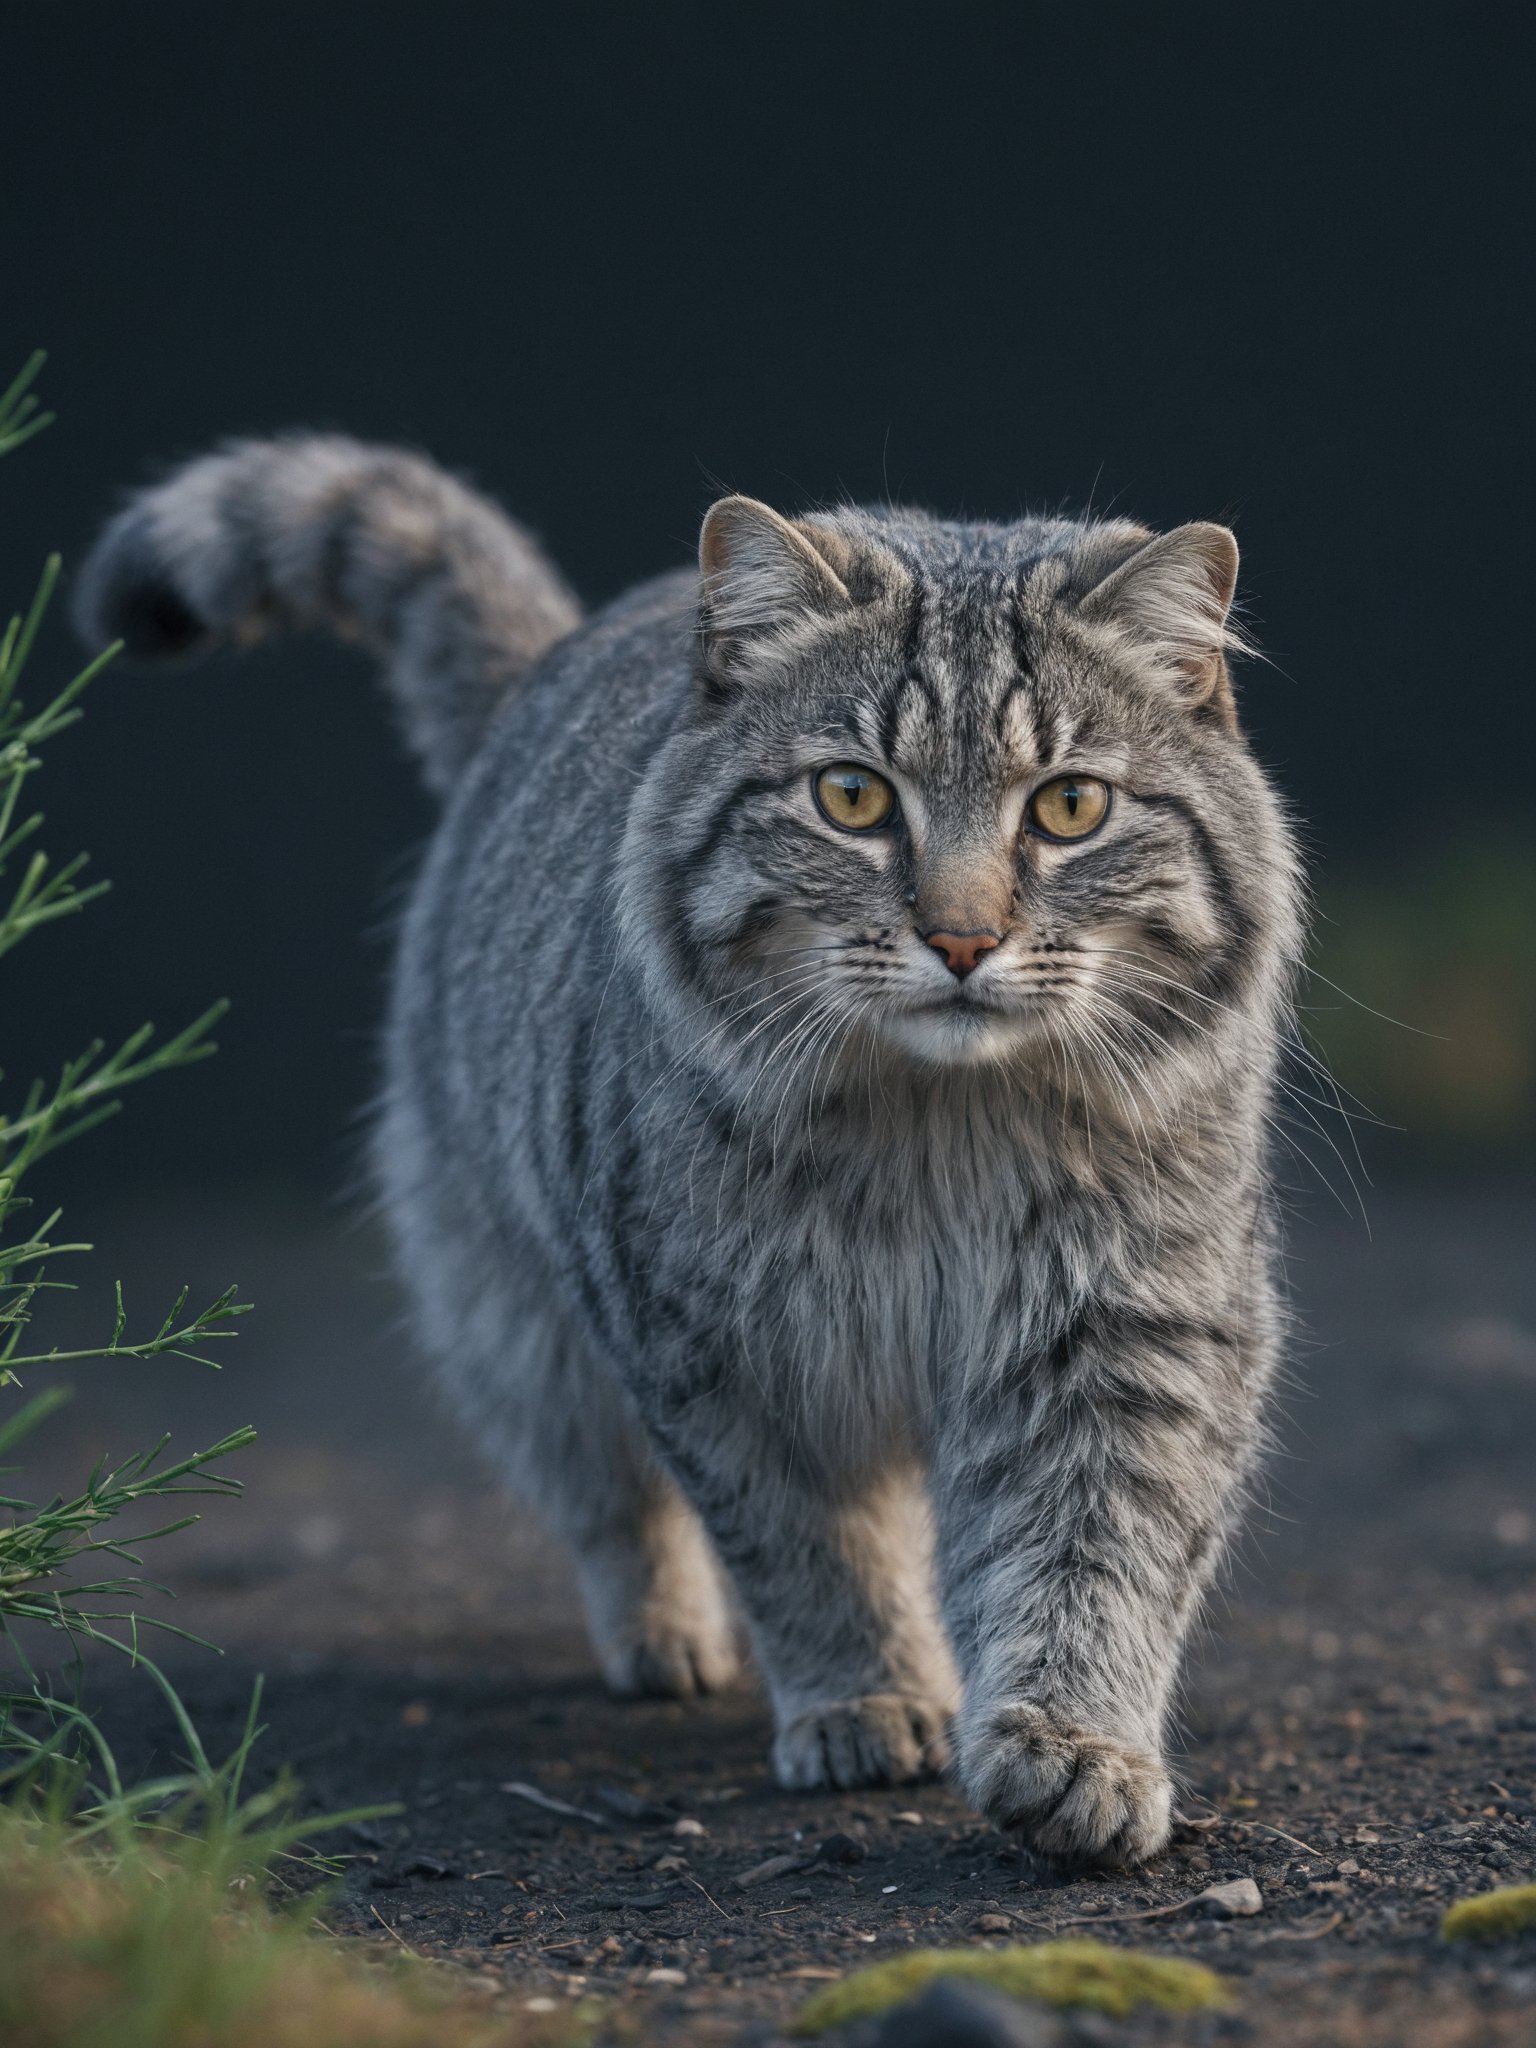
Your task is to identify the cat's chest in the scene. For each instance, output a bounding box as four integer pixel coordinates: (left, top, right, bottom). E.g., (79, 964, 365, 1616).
(719, 1122, 1065, 1398)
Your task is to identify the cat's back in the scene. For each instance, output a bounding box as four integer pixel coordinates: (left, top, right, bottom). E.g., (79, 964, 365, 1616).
(409, 562, 696, 925)
(386, 563, 696, 1161)
(464, 563, 697, 823)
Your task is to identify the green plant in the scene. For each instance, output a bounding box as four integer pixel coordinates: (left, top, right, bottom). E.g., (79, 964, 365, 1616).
(0, 1789, 583, 2048)
(0, 357, 461, 2048)
(0, 349, 251, 1782)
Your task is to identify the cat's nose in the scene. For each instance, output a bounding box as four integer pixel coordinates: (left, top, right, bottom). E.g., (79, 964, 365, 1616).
(922, 928, 1001, 979)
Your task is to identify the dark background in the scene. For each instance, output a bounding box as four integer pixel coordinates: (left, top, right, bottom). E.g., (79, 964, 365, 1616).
(4, 3, 1532, 1200)
(8, 24, 1535, 2029)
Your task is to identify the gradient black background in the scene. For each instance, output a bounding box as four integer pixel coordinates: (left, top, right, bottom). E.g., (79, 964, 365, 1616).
(4, 4, 1531, 1200)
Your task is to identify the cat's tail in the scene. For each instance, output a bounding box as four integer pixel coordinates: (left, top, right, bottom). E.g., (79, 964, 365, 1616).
(72, 435, 582, 797)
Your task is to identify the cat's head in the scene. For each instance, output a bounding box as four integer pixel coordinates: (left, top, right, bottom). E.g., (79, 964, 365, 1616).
(623, 497, 1300, 1091)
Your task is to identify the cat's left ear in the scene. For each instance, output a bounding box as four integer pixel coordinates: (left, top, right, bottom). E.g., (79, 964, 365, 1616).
(1078, 523, 1242, 723)
(698, 496, 854, 690)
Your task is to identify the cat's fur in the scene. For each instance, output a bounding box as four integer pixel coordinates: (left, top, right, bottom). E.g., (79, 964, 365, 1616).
(77, 436, 1303, 1867)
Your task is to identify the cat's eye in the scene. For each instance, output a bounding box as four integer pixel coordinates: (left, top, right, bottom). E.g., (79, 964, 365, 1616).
(1028, 775, 1111, 841)
(813, 764, 897, 832)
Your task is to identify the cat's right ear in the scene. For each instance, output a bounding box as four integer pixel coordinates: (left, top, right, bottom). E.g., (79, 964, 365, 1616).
(697, 496, 852, 692)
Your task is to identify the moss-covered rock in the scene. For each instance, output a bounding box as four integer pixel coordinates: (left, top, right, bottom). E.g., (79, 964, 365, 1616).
(789, 1938, 1229, 2036)
(1442, 1883, 1536, 1942)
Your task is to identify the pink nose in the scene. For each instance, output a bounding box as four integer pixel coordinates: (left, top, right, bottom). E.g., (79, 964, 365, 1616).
(923, 928, 1001, 979)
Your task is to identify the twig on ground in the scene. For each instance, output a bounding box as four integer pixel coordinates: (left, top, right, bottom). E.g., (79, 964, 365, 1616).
(1053, 1897, 1200, 1928)
(1260, 1911, 1343, 1942)
(1019, 1877, 1263, 1935)
(686, 1874, 733, 1919)
(499, 1781, 607, 1827)
(1238, 1820, 1324, 1857)
(369, 1904, 416, 1952)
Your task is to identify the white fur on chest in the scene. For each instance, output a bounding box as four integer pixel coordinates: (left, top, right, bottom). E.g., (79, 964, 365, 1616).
(722, 1114, 1074, 1444)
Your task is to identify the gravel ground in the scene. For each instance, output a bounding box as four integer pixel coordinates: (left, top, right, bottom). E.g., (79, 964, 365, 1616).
(24, 1182, 1536, 2044)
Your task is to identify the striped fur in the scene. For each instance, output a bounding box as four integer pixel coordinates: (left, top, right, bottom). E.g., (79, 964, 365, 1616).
(78, 448, 1304, 1868)
(72, 436, 580, 793)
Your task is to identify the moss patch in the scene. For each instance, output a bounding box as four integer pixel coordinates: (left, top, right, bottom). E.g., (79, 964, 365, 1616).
(789, 1939, 1228, 2037)
(1442, 1884, 1536, 1943)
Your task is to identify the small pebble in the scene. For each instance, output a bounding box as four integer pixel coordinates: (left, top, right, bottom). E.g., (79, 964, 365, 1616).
(645, 1966, 688, 1987)
(893, 1809, 925, 1825)
(672, 1815, 707, 1838)
(975, 1911, 1014, 1933)
(882, 1884, 900, 1894)
(523, 1996, 557, 2012)
(1198, 1877, 1263, 1917)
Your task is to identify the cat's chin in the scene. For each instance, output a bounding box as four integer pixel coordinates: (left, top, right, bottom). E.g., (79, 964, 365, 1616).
(878, 1002, 1040, 1068)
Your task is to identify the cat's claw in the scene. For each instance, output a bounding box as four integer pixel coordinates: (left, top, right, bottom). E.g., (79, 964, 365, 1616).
(962, 1700, 1172, 1868)
(773, 1693, 951, 1790)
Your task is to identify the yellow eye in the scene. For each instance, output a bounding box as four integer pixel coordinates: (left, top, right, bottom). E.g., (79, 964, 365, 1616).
(1028, 775, 1111, 841)
(813, 764, 897, 832)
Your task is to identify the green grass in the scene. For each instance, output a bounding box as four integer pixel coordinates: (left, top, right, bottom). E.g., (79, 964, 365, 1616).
(788, 1938, 1229, 2035)
(0, 1679, 584, 2048)
(0, 350, 447, 2048)
(1442, 1883, 1536, 1943)
(0, 1803, 598, 2048)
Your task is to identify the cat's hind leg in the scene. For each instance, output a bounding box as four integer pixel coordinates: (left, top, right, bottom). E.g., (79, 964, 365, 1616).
(462, 1307, 739, 1698)
(395, 1205, 738, 1700)
(553, 1376, 740, 1701)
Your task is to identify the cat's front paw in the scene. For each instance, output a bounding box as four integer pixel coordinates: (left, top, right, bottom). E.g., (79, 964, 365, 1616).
(961, 1701, 1172, 1868)
(772, 1693, 951, 1790)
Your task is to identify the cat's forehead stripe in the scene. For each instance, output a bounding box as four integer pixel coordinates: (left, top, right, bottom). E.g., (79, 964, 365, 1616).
(871, 571, 1070, 781)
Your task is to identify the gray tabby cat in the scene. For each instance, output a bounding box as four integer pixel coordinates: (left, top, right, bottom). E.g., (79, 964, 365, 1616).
(76, 436, 1303, 1868)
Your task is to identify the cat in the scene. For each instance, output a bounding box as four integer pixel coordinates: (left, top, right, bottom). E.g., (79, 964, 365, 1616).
(76, 435, 1303, 1868)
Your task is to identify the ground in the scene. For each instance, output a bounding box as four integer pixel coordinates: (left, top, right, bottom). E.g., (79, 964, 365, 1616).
(26, 1183, 1536, 2044)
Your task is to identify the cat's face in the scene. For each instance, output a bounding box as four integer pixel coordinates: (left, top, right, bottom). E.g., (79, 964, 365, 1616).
(629, 499, 1297, 1088)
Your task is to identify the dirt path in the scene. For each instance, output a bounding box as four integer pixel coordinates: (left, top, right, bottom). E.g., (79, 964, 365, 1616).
(34, 1185, 1536, 2043)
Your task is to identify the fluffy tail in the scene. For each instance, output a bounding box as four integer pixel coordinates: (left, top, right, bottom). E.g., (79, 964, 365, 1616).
(73, 435, 582, 796)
